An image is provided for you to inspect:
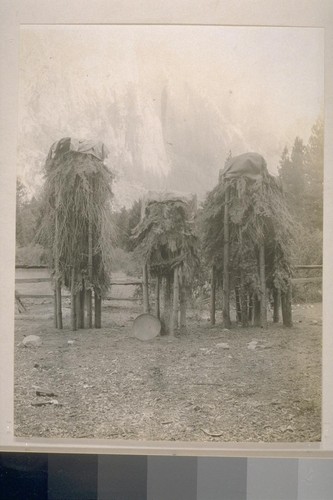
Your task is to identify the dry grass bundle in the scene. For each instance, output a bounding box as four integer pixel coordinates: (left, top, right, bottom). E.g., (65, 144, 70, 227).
(132, 198, 199, 280)
(202, 163, 294, 295)
(37, 146, 114, 296)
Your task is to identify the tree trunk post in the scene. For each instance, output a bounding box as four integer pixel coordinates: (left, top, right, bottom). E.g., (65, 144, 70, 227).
(86, 213, 93, 328)
(179, 268, 187, 331)
(248, 293, 254, 324)
(161, 274, 171, 334)
(223, 183, 231, 328)
(53, 288, 58, 328)
(79, 280, 85, 328)
(235, 285, 241, 323)
(155, 275, 160, 319)
(241, 286, 248, 327)
(142, 264, 150, 313)
(273, 288, 281, 323)
(55, 281, 63, 330)
(75, 291, 81, 330)
(71, 267, 77, 331)
(170, 266, 179, 335)
(281, 282, 293, 327)
(54, 209, 63, 329)
(259, 243, 267, 328)
(254, 295, 261, 326)
(94, 287, 102, 328)
(210, 265, 216, 326)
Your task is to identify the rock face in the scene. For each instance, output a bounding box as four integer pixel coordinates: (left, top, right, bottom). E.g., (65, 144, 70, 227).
(22, 335, 42, 347)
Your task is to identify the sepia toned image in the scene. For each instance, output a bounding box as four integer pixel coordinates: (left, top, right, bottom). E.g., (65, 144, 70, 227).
(14, 25, 324, 442)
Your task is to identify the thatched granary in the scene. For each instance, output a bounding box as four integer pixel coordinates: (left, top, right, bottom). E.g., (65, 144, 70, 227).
(37, 137, 114, 330)
(132, 191, 199, 334)
(202, 152, 294, 328)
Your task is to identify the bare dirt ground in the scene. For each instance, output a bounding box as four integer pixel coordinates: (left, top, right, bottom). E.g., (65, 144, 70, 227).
(14, 293, 321, 443)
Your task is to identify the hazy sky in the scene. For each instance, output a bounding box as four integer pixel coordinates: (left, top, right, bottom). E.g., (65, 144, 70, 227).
(18, 25, 324, 204)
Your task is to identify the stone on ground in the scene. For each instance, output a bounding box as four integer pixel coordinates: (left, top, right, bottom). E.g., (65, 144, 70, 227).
(22, 335, 42, 347)
(132, 313, 161, 341)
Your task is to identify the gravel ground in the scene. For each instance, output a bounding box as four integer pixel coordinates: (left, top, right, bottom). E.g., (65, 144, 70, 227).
(14, 300, 321, 443)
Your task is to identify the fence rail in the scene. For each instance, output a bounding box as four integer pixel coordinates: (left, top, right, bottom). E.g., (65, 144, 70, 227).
(18, 293, 141, 302)
(15, 277, 142, 286)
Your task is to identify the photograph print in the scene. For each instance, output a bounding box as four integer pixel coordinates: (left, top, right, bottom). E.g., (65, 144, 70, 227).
(14, 25, 324, 442)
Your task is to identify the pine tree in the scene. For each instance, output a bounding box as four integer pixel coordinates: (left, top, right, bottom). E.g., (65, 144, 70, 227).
(278, 139, 305, 220)
(304, 117, 324, 230)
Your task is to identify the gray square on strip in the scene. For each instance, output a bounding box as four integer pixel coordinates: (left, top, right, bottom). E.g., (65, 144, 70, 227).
(247, 458, 298, 500)
(98, 455, 147, 500)
(197, 457, 247, 500)
(147, 456, 197, 500)
(48, 454, 98, 500)
(298, 459, 333, 500)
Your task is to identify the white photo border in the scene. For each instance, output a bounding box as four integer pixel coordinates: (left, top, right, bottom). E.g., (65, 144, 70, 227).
(1, 0, 332, 456)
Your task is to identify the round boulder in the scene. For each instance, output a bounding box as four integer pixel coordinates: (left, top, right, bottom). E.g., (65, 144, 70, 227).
(132, 314, 161, 341)
(22, 335, 42, 347)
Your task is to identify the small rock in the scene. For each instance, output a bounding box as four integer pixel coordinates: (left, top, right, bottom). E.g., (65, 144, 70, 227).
(248, 340, 258, 350)
(36, 390, 57, 397)
(67, 340, 75, 345)
(311, 320, 318, 325)
(22, 335, 42, 347)
(216, 343, 230, 349)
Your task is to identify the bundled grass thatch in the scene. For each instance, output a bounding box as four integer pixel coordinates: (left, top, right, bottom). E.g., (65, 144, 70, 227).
(132, 197, 199, 278)
(132, 194, 199, 334)
(37, 138, 114, 329)
(201, 153, 295, 327)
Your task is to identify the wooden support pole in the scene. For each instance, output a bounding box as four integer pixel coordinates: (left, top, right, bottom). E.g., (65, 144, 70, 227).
(179, 268, 187, 331)
(94, 288, 102, 328)
(54, 208, 63, 329)
(53, 288, 58, 328)
(210, 265, 216, 326)
(259, 243, 267, 328)
(241, 287, 248, 327)
(281, 282, 293, 327)
(142, 264, 150, 313)
(223, 183, 231, 328)
(273, 288, 280, 323)
(71, 267, 77, 331)
(235, 286, 241, 322)
(79, 281, 85, 328)
(75, 291, 81, 330)
(170, 266, 179, 335)
(86, 214, 93, 328)
(161, 274, 171, 334)
(248, 293, 254, 324)
(155, 275, 160, 319)
(254, 295, 261, 326)
(55, 280, 63, 330)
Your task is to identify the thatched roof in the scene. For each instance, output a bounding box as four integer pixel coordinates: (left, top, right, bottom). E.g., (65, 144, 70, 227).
(202, 152, 294, 292)
(132, 191, 199, 278)
(47, 137, 110, 163)
(221, 152, 268, 181)
(37, 137, 114, 294)
(140, 190, 197, 220)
